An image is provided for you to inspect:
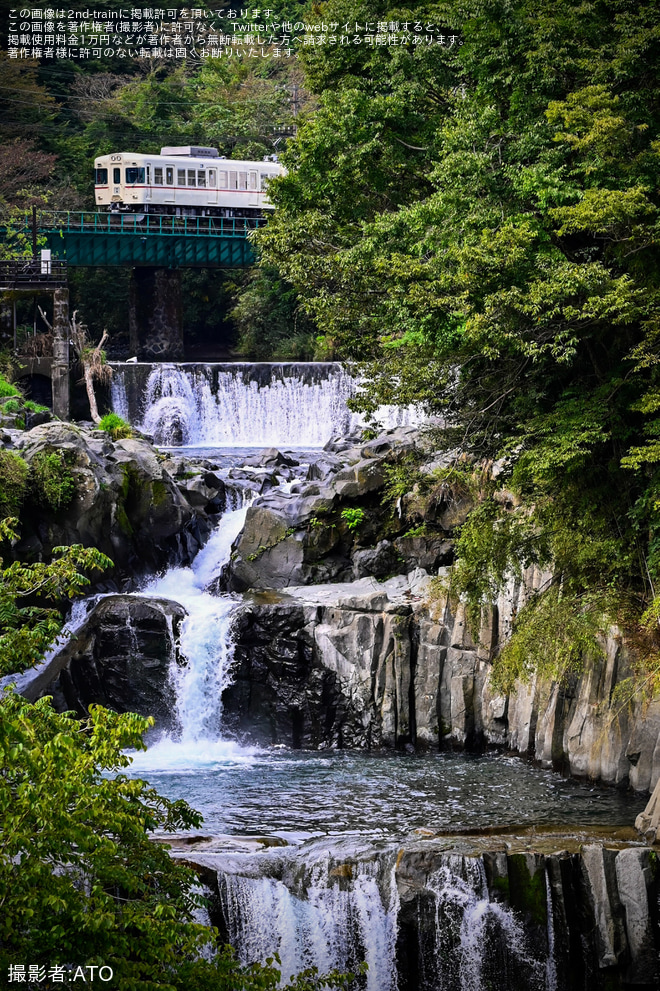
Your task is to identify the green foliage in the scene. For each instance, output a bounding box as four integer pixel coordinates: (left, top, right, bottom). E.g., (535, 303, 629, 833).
(0, 692, 356, 990)
(490, 586, 608, 695)
(29, 451, 76, 512)
(381, 459, 423, 506)
(0, 452, 29, 518)
(0, 518, 112, 676)
(0, 378, 18, 398)
(231, 265, 318, 361)
(98, 412, 133, 440)
(24, 400, 50, 414)
(402, 524, 431, 538)
(340, 507, 366, 532)
(2, 399, 21, 414)
(250, 0, 660, 694)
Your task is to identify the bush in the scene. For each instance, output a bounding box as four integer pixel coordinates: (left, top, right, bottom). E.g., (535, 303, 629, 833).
(2, 399, 21, 414)
(98, 412, 132, 440)
(0, 378, 18, 398)
(24, 400, 49, 413)
(0, 451, 29, 517)
(30, 450, 76, 511)
(340, 507, 366, 532)
(0, 692, 355, 990)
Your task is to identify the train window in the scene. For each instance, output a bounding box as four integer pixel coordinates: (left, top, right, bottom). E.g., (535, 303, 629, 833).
(208, 170, 217, 187)
(166, 167, 174, 184)
(249, 172, 258, 190)
(239, 171, 248, 190)
(187, 169, 196, 187)
(113, 167, 121, 184)
(94, 168, 108, 185)
(218, 171, 227, 187)
(197, 170, 206, 188)
(154, 167, 163, 185)
(125, 167, 145, 184)
(177, 169, 186, 185)
(146, 166, 151, 185)
(260, 173, 269, 191)
(229, 171, 238, 189)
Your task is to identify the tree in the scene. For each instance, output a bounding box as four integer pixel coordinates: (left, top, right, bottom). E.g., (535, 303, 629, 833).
(0, 692, 355, 990)
(38, 306, 112, 424)
(0, 520, 353, 990)
(254, 0, 660, 687)
(0, 518, 112, 678)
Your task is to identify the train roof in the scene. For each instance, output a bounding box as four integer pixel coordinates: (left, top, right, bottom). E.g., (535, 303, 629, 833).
(95, 151, 282, 167)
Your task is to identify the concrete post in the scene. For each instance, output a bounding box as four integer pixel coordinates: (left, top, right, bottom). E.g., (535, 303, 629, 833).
(51, 287, 70, 420)
(128, 268, 183, 360)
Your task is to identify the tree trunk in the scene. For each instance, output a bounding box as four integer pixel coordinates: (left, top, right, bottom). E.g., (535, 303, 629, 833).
(84, 364, 101, 423)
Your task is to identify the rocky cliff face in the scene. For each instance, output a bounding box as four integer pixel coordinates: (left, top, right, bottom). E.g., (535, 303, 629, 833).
(0, 594, 185, 729)
(171, 828, 660, 991)
(223, 570, 660, 793)
(14, 422, 205, 578)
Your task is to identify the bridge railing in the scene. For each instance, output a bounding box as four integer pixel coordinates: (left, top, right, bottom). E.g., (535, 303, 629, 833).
(10, 211, 265, 238)
(0, 258, 68, 290)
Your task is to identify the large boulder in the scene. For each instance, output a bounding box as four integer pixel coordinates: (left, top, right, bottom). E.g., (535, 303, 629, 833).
(0, 594, 185, 728)
(225, 426, 440, 591)
(14, 422, 204, 578)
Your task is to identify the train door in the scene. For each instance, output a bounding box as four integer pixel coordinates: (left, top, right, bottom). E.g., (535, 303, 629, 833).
(145, 164, 152, 201)
(249, 170, 259, 206)
(164, 166, 175, 203)
(207, 168, 218, 206)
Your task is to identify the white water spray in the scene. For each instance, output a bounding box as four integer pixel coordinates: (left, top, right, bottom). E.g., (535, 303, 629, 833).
(111, 363, 424, 448)
(425, 856, 547, 991)
(129, 493, 254, 771)
(220, 847, 400, 991)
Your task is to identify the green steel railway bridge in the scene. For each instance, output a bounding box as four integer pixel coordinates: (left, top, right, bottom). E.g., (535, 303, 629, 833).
(15, 210, 262, 268)
(0, 210, 264, 417)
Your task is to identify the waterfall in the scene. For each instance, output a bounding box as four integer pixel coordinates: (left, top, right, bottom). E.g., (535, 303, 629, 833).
(110, 362, 425, 448)
(129, 492, 254, 770)
(418, 856, 548, 991)
(214, 846, 560, 991)
(218, 842, 400, 991)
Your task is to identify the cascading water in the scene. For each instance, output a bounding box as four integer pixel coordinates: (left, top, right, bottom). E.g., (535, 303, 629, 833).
(103, 372, 637, 991)
(418, 856, 548, 991)
(218, 842, 400, 991)
(110, 362, 424, 448)
(129, 491, 253, 770)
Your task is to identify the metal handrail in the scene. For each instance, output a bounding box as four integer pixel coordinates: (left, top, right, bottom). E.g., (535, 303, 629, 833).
(5, 211, 264, 238)
(0, 259, 68, 286)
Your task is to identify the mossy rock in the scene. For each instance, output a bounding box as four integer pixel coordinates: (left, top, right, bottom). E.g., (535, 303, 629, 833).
(506, 853, 547, 927)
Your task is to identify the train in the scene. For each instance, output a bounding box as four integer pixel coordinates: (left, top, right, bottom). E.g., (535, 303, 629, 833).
(94, 146, 285, 217)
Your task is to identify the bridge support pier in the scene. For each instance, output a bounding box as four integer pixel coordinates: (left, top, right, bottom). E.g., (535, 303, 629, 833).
(129, 268, 183, 361)
(52, 287, 70, 420)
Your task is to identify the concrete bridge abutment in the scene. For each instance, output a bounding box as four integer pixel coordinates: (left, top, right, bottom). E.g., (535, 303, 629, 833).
(51, 287, 70, 421)
(129, 268, 183, 361)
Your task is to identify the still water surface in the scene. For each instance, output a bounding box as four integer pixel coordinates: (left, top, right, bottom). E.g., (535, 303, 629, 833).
(129, 747, 646, 843)
(126, 443, 646, 845)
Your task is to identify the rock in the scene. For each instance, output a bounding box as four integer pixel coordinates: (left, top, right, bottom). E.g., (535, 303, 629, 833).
(615, 848, 658, 985)
(1, 594, 185, 727)
(223, 574, 430, 749)
(352, 540, 401, 578)
(226, 493, 353, 591)
(25, 409, 52, 429)
(393, 535, 453, 573)
(240, 448, 300, 468)
(14, 421, 199, 579)
(178, 475, 226, 512)
(332, 458, 386, 499)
